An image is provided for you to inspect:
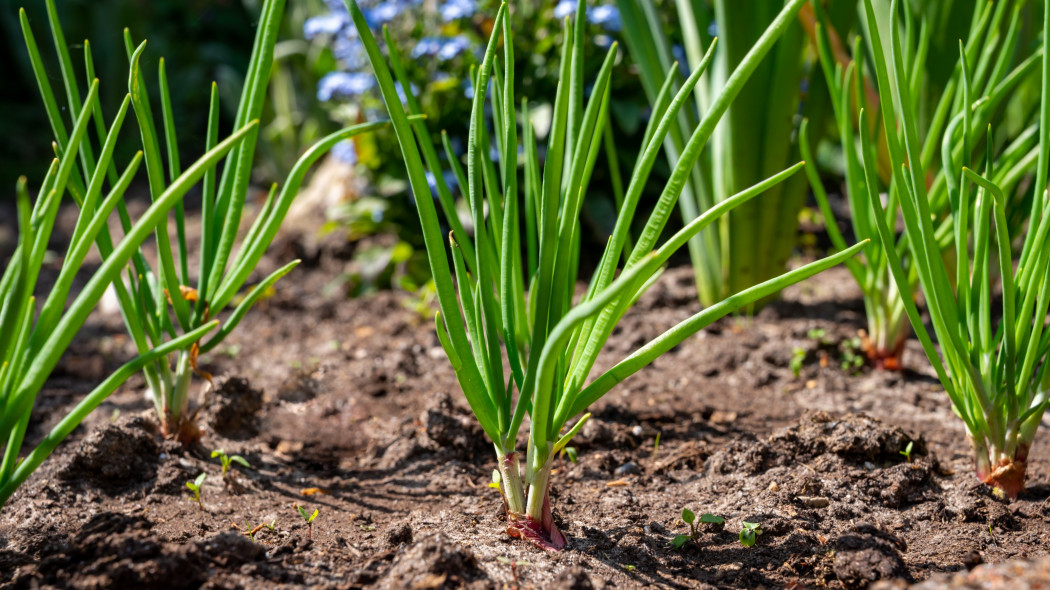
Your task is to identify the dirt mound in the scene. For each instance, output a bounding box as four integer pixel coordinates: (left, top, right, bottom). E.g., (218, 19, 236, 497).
(58, 417, 160, 492)
(7, 513, 202, 589)
(205, 376, 264, 440)
(6, 513, 270, 590)
(771, 412, 927, 464)
(378, 534, 487, 589)
(874, 555, 1050, 589)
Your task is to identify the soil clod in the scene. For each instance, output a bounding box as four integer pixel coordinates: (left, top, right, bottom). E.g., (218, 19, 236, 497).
(205, 376, 264, 439)
(58, 417, 160, 492)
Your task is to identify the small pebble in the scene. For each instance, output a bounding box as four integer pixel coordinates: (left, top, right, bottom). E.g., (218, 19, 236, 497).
(797, 496, 831, 508)
(615, 462, 640, 476)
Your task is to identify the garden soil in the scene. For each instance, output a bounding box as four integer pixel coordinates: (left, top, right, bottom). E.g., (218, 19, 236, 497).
(3, 214, 1050, 589)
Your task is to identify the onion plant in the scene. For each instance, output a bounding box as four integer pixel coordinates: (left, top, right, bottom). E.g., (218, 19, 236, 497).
(346, 0, 865, 548)
(21, 0, 388, 441)
(0, 80, 254, 507)
(801, 0, 1039, 368)
(859, 0, 1050, 497)
(612, 0, 850, 307)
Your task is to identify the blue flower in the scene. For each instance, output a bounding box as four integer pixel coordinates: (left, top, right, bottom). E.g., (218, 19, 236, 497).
(437, 35, 471, 61)
(412, 37, 444, 58)
(425, 171, 439, 197)
(412, 36, 472, 61)
(554, 0, 576, 19)
(395, 81, 419, 104)
(553, 2, 621, 33)
(332, 139, 358, 164)
(587, 5, 620, 32)
(304, 12, 349, 40)
(318, 72, 376, 101)
(333, 37, 368, 69)
(672, 44, 690, 77)
(441, 0, 476, 21)
(364, 1, 400, 26)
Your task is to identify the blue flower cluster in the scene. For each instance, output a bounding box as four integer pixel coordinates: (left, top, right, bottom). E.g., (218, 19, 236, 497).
(411, 35, 472, 61)
(553, 0, 621, 32)
(305, 0, 479, 104)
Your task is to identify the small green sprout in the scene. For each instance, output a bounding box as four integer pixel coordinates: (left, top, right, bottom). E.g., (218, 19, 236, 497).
(790, 347, 806, 378)
(652, 433, 662, 459)
(739, 521, 763, 547)
(840, 337, 865, 373)
(185, 473, 206, 510)
(211, 449, 250, 480)
(900, 441, 914, 463)
(296, 504, 319, 539)
(241, 518, 276, 541)
(807, 328, 828, 341)
(624, 564, 637, 573)
(489, 469, 502, 490)
(671, 508, 725, 549)
(562, 446, 578, 463)
(245, 518, 257, 541)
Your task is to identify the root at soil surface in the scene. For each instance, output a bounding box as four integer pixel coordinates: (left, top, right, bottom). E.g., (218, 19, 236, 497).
(505, 493, 566, 551)
(983, 456, 1028, 499)
(862, 334, 907, 371)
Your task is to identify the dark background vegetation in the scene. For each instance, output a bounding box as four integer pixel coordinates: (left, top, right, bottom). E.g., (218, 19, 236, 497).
(0, 0, 259, 197)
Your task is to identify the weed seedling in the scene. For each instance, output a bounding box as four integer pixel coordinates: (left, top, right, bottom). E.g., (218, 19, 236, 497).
(739, 521, 763, 547)
(900, 441, 914, 463)
(244, 518, 258, 541)
(295, 504, 319, 540)
(671, 508, 724, 549)
(211, 449, 250, 480)
(652, 433, 662, 459)
(559, 446, 578, 464)
(790, 347, 806, 378)
(186, 473, 206, 510)
(840, 336, 866, 374)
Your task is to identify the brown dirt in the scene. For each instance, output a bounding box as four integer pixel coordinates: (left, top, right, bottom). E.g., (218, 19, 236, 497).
(2, 226, 1050, 589)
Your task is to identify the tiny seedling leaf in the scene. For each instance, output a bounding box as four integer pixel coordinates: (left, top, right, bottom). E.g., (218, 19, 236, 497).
(210, 449, 224, 458)
(489, 469, 502, 489)
(739, 522, 762, 547)
(700, 513, 724, 524)
(671, 535, 690, 549)
(308, 509, 319, 523)
(900, 441, 914, 462)
(565, 447, 578, 463)
(194, 473, 207, 488)
(231, 455, 250, 468)
(681, 508, 695, 524)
